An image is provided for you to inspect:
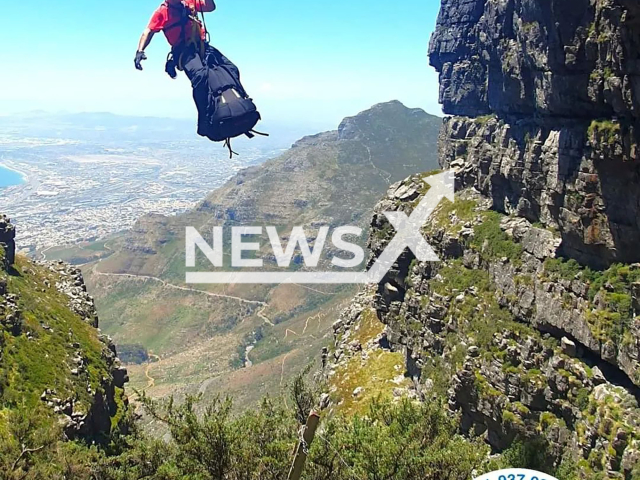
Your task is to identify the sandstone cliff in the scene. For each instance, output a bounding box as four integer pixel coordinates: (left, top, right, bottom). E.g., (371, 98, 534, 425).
(430, 0, 640, 268)
(326, 1, 640, 478)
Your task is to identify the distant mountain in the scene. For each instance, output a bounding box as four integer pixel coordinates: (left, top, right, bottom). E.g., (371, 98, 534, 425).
(82, 101, 442, 411)
(195, 101, 440, 228)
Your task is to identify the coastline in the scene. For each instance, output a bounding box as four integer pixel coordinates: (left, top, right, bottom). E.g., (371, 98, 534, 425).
(0, 163, 28, 186)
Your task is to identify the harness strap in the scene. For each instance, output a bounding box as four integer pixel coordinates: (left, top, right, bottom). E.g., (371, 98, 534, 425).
(224, 139, 239, 158)
(171, 41, 205, 72)
(244, 130, 269, 139)
(165, 1, 205, 62)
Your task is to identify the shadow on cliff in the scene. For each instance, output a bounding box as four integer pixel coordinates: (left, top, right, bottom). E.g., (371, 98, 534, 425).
(591, 158, 640, 266)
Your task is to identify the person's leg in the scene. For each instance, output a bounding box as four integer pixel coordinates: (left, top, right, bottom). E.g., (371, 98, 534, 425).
(181, 47, 211, 136)
(205, 44, 241, 82)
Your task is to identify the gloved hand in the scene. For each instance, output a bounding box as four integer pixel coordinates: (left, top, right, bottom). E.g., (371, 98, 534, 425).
(165, 58, 177, 79)
(134, 51, 147, 71)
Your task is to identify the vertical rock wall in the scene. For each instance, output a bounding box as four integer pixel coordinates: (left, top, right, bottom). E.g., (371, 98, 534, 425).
(430, 0, 640, 268)
(327, 1, 640, 477)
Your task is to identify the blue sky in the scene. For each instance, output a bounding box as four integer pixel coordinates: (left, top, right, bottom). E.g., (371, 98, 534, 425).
(0, 0, 441, 130)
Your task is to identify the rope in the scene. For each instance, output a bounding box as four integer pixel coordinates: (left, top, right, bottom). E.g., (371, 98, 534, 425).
(224, 138, 238, 158)
(196, 0, 210, 43)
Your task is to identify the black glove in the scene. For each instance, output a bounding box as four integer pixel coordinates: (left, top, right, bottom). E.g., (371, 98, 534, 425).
(165, 57, 177, 79)
(134, 51, 147, 71)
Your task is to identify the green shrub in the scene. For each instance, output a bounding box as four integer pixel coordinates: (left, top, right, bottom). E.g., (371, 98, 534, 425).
(472, 212, 522, 263)
(588, 119, 620, 146)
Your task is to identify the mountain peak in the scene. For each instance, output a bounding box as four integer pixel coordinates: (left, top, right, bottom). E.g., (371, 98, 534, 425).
(337, 100, 439, 141)
(290, 101, 440, 149)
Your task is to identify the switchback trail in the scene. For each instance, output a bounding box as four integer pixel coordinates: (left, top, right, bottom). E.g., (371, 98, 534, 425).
(92, 265, 274, 326)
(145, 353, 160, 388)
(355, 122, 392, 185)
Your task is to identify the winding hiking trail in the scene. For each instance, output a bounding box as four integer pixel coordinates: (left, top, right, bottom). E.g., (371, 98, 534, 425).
(280, 352, 292, 387)
(88, 258, 353, 396)
(91, 263, 274, 326)
(145, 353, 161, 388)
(355, 122, 392, 186)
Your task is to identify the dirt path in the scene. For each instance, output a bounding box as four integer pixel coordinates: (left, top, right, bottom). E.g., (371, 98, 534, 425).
(92, 265, 274, 326)
(280, 352, 292, 387)
(357, 127, 392, 185)
(145, 353, 161, 388)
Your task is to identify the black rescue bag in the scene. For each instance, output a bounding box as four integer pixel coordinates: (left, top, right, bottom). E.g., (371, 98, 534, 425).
(162, 2, 267, 156)
(199, 48, 267, 156)
(168, 42, 267, 157)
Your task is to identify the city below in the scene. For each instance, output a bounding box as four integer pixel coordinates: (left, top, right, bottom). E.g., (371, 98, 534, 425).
(0, 112, 298, 255)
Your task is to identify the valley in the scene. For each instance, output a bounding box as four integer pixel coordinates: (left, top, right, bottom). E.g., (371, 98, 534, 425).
(75, 101, 442, 411)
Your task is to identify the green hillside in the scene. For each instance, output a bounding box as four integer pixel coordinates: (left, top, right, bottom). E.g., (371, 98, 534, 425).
(0, 235, 131, 477)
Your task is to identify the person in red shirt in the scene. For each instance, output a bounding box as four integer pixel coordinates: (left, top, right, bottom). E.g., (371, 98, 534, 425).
(134, 0, 243, 136)
(135, 0, 214, 66)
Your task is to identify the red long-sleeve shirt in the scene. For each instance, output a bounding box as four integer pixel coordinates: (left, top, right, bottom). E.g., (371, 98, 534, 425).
(147, 0, 210, 47)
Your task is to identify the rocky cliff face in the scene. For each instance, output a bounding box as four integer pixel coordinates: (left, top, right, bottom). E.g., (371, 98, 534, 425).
(430, 0, 640, 268)
(430, 0, 640, 119)
(365, 183, 640, 477)
(0, 214, 16, 268)
(326, 0, 640, 478)
(0, 217, 129, 442)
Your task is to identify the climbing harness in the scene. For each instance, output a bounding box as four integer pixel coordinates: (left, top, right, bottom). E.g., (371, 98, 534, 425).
(164, 1, 205, 73)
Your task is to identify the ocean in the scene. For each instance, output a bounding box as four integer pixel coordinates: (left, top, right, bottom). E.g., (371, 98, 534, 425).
(0, 165, 25, 188)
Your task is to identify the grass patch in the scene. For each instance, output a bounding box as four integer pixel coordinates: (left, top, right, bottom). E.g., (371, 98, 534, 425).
(473, 115, 496, 126)
(247, 331, 294, 365)
(543, 259, 640, 344)
(352, 309, 385, 346)
(431, 260, 535, 350)
(3, 257, 110, 411)
(0, 255, 131, 444)
(588, 119, 620, 146)
(543, 258, 586, 281)
(431, 199, 524, 264)
(472, 212, 523, 263)
(331, 350, 408, 416)
(432, 199, 478, 232)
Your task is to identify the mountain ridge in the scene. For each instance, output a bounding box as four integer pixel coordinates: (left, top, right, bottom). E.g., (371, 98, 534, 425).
(0, 215, 130, 447)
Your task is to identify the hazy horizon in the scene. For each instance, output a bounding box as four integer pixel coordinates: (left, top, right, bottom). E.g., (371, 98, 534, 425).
(1, 99, 445, 136)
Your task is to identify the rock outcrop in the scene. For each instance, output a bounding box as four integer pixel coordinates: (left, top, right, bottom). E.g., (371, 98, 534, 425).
(361, 173, 640, 478)
(429, 0, 640, 119)
(327, 0, 640, 478)
(323, 292, 417, 415)
(0, 217, 129, 442)
(0, 214, 16, 267)
(47, 260, 129, 438)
